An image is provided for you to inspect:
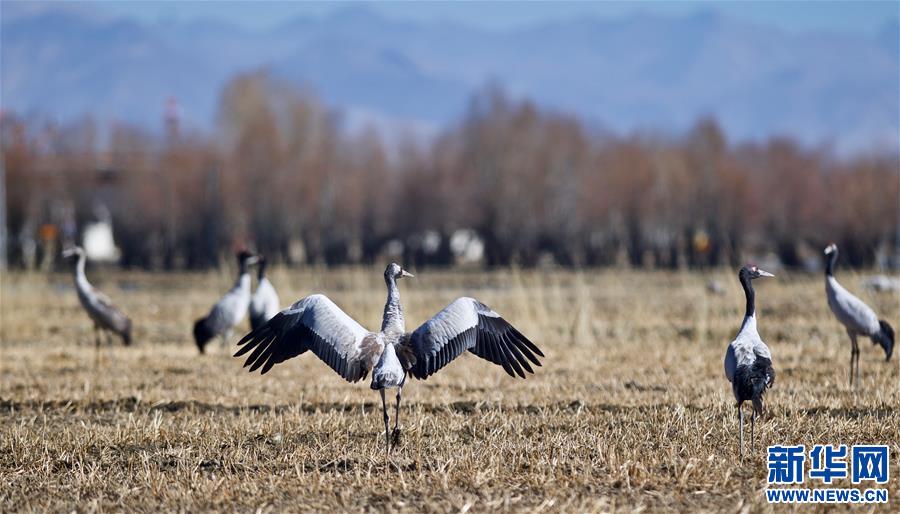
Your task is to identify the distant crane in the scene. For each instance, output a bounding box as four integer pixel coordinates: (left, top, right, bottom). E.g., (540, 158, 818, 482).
(724, 265, 775, 457)
(249, 255, 280, 331)
(823, 244, 894, 387)
(235, 263, 544, 457)
(193, 250, 259, 353)
(62, 246, 132, 353)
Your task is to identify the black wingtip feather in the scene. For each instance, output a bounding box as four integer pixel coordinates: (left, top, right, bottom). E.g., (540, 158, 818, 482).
(493, 338, 517, 377)
(500, 338, 526, 378)
(260, 350, 279, 375)
(242, 333, 275, 369)
(510, 326, 544, 358)
(483, 332, 500, 365)
(503, 334, 534, 375)
(507, 334, 539, 368)
(478, 315, 541, 377)
(486, 330, 517, 377)
(247, 350, 267, 372)
(234, 329, 267, 359)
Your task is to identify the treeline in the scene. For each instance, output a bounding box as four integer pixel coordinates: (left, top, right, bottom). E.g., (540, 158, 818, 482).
(3, 72, 898, 269)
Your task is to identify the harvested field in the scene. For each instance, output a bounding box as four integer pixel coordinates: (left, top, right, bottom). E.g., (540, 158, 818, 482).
(1, 268, 898, 512)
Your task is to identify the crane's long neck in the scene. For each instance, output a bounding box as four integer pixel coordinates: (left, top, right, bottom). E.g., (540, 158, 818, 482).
(235, 259, 251, 291)
(740, 272, 755, 321)
(825, 250, 837, 277)
(73, 254, 90, 292)
(381, 277, 404, 333)
(257, 260, 267, 281)
(235, 271, 251, 293)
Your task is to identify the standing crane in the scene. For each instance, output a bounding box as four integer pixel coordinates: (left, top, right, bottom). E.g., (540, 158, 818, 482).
(823, 244, 894, 387)
(724, 265, 775, 457)
(235, 263, 544, 457)
(249, 255, 280, 331)
(193, 250, 259, 353)
(62, 246, 132, 355)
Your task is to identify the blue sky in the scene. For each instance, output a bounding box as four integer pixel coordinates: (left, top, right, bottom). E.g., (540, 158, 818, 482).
(65, 1, 900, 35)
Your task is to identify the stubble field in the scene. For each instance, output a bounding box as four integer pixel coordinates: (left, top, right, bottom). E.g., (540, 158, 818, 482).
(1, 266, 898, 512)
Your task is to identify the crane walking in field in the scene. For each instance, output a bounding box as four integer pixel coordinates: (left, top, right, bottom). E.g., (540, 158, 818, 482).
(249, 255, 280, 331)
(823, 244, 894, 388)
(235, 263, 544, 458)
(62, 246, 132, 352)
(193, 250, 259, 353)
(724, 265, 775, 457)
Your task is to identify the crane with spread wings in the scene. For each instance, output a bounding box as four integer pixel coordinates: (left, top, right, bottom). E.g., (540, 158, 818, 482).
(235, 263, 544, 457)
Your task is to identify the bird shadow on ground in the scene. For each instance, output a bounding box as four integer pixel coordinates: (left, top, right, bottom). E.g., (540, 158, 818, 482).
(0, 397, 720, 421)
(788, 406, 895, 420)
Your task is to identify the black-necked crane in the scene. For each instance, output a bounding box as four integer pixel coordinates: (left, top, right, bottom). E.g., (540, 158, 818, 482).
(249, 255, 280, 331)
(724, 265, 775, 457)
(193, 250, 259, 354)
(234, 263, 544, 457)
(823, 243, 894, 387)
(62, 246, 132, 351)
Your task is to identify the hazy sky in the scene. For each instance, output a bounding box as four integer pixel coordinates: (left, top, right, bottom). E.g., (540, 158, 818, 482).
(56, 1, 900, 35)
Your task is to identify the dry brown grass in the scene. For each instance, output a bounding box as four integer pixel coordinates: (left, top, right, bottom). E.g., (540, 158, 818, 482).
(1, 267, 898, 512)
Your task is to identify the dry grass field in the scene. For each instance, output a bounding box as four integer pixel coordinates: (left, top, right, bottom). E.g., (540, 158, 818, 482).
(1, 266, 898, 512)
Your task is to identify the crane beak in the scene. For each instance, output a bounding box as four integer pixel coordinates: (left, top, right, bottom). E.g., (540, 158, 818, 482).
(61, 248, 76, 258)
(757, 269, 775, 278)
(400, 270, 414, 278)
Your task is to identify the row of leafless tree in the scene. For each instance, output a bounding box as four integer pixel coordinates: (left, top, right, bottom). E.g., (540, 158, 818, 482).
(3, 72, 898, 270)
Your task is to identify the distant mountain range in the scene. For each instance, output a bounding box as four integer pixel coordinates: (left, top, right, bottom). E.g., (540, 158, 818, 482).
(2, 4, 898, 154)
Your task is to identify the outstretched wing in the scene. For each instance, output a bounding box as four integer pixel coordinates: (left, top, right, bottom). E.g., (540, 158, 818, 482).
(234, 294, 380, 381)
(401, 297, 543, 380)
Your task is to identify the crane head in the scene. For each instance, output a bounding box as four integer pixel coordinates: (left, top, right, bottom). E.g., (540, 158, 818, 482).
(236, 250, 259, 266)
(741, 265, 774, 280)
(385, 262, 414, 281)
(61, 246, 84, 259)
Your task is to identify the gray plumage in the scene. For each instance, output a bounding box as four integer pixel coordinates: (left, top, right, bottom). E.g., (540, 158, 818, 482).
(249, 256, 280, 331)
(724, 265, 775, 457)
(193, 251, 258, 353)
(235, 262, 543, 457)
(62, 246, 132, 346)
(823, 244, 894, 387)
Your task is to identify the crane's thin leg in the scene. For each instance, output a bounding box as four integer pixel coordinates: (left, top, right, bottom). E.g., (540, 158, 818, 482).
(848, 329, 854, 387)
(104, 329, 115, 362)
(848, 330, 859, 389)
(380, 388, 390, 460)
(751, 409, 755, 454)
(391, 387, 402, 448)
(93, 324, 102, 367)
(102, 329, 109, 360)
(738, 404, 744, 459)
